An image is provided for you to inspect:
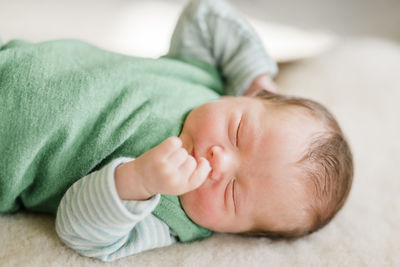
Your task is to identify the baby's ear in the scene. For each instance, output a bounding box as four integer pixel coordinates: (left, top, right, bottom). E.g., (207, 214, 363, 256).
(243, 74, 278, 96)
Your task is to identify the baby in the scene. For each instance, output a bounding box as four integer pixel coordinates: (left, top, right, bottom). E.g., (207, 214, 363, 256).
(55, 92, 353, 261)
(0, 0, 353, 262)
(115, 91, 353, 237)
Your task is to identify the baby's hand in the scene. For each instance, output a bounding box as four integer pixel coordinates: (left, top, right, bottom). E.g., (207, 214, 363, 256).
(243, 74, 278, 96)
(115, 137, 211, 200)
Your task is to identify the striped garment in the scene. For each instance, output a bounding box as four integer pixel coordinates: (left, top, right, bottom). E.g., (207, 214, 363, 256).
(56, 0, 278, 261)
(56, 157, 176, 261)
(168, 0, 278, 96)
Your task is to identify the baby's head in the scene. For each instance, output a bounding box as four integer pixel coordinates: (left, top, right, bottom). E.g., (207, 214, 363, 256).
(178, 91, 353, 238)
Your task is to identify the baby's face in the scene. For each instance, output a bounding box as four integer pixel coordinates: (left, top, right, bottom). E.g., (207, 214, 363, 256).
(179, 96, 321, 233)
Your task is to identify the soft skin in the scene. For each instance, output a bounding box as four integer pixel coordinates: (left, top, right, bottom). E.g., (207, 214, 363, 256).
(115, 96, 322, 234)
(179, 96, 319, 233)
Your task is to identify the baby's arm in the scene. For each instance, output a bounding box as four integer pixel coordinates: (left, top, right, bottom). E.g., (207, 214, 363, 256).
(55, 137, 210, 261)
(55, 158, 175, 262)
(167, 0, 278, 96)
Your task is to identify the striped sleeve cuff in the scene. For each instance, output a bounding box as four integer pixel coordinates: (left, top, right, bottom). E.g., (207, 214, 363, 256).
(226, 40, 278, 96)
(93, 157, 161, 225)
(55, 157, 178, 261)
(56, 157, 161, 246)
(204, 0, 278, 96)
(167, 0, 278, 96)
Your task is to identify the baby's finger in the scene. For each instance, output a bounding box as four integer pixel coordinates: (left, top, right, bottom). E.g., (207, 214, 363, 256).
(168, 147, 189, 166)
(186, 158, 211, 191)
(179, 154, 197, 177)
(154, 136, 182, 157)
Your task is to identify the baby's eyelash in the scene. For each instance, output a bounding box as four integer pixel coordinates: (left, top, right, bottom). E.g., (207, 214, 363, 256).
(236, 116, 242, 146)
(232, 179, 236, 211)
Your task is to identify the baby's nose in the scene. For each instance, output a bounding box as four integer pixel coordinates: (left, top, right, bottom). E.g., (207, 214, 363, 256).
(207, 145, 237, 181)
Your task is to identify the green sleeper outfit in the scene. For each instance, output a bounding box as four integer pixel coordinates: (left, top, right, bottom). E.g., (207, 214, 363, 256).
(154, 195, 212, 242)
(0, 39, 222, 214)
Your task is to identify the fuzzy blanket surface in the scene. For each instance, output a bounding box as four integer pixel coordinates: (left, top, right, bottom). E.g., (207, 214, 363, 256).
(1, 38, 399, 266)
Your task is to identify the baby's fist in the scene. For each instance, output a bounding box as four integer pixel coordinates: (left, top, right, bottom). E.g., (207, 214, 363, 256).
(134, 137, 211, 197)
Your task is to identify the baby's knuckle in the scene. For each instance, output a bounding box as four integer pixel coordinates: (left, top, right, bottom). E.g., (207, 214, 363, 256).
(154, 154, 165, 165)
(186, 156, 197, 169)
(167, 136, 181, 148)
(155, 161, 169, 175)
(179, 148, 188, 157)
(166, 177, 180, 189)
(161, 165, 173, 177)
(153, 158, 163, 169)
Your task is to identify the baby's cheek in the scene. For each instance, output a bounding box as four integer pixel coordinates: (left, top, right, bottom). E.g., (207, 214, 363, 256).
(193, 186, 221, 214)
(203, 188, 227, 215)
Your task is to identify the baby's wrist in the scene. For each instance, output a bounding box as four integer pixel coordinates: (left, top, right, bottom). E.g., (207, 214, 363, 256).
(114, 161, 154, 201)
(244, 74, 278, 96)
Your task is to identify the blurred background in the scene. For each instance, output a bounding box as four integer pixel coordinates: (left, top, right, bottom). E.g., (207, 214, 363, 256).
(1, 0, 399, 62)
(1, 1, 400, 266)
(230, 0, 400, 42)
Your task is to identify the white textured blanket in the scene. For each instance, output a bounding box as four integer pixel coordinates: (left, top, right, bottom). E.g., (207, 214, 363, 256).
(1, 38, 399, 266)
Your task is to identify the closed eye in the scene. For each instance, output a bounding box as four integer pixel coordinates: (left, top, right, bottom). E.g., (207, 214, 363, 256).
(232, 179, 237, 213)
(236, 116, 242, 147)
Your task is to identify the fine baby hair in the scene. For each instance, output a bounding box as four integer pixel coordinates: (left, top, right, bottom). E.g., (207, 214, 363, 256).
(249, 90, 354, 238)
